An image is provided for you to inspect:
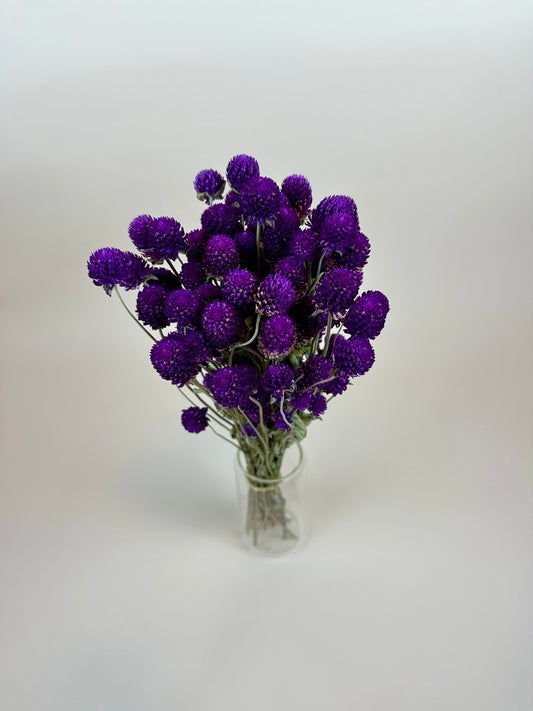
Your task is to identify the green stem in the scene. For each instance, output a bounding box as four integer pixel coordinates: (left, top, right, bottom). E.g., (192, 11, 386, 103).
(207, 424, 239, 449)
(185, 384, 233, 431)
(229, 314, 261, 366)
(114, 286, 157, 342)
(279, 392, 291, 428)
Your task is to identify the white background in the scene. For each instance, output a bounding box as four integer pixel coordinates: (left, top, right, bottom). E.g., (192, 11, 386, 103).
(1, 1, 532, 709)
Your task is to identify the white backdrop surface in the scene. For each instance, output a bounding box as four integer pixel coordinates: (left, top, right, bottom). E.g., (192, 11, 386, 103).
(1, 2, 533, 710)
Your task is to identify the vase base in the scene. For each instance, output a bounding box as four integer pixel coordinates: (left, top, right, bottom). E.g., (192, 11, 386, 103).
(244, 510, 301, 555)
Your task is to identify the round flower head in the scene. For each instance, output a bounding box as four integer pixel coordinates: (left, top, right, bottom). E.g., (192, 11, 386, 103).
(201, 203, 242, 237)
(221, 268, 259, 311)
(344, 290, 390, 339)
(292, 390, 312, 411)
(255, 273, 297, 316)
(273, 409, 292, 431)
(343, 231, 371, 269)
(319, 213, 358, 254)
(311, 195, 359, 232)
(136, 283, 170, 329)
(164, 289, 202, 329)
(262, 363, 295, 398)
(150, 332, 206, 386)
(148, 266, 181, 290)
(185, 229, 207, 258)
(309, 393, 327, 417)
(180, 260, 204, 289)
(262, 207, 300, 260)
(181, 406, 209, 434)
(140, 216, 186, 261)
(202, 234, 239, 277)
(193, 169, 225, 201)
(129, 214, 154, 253)
(333, 335, 375, 377)
(321, 373, 350, 397)
(281, 174, 313, 218)
(313, 267, 362, 313)
(226, 154, 260, 189)
(196, 282, 221, 305)
(289, 228, 319, 263)
(87, 247, 150, 291)
(204, 364, 258, 409)
(275, 257, 307, 293)
(239, 177, 281, 225)
(300, 355, 334, 390)
(258, 315, 296, 359)
(201, 300, 242, 349)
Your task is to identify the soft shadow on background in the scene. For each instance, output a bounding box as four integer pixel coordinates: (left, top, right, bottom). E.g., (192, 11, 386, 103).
(1, 1, 533, 709)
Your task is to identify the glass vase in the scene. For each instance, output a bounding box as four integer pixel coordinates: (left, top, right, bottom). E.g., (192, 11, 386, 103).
(234, 443, 307, 555)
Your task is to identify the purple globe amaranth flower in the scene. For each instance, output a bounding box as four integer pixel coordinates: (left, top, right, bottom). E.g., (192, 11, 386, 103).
(181, 406, 209, 433)
(262, 207, 300, 260)
(202, 234, 239, 277)
(134, 216, 186, 261)
(221, 269, 259, 311)
(292, 390, 312, 411)
(201, 300, 242, 349)
(255, 273, 297, 316)
(311, 195, 359, 232)
(193, 169, 225, 201)
(196, 282, 221, 305)
(204, 364, 259, 409)
(332, 335, 375, 377)
(273, 409, 292, 431)
(185, 229, 207, 258)
(289, 228, 319, 262)
(226, 154, 260, 190)
(136, 283, 170, 329)
(309, 393, 327, 417)
(150, 331, 206, 386)
(300, 355, 334, 390)
(87, 247, 150, 291)
(342, 231, 371, 269)
(239, 177, 281, 225)
(129, 214, 154, 253)
(321, 373, 350, 396)
(164, 289, 202, 329)
(201, 203, 242, 238)
(180, 260, 204, 289)
(344, 290, 390, 339)
(313, 267, 362, 313)
(274, 257, 307, 293)
(281, 174, 313, 218)
(148, 266, 181, 290)
(262, 363, 295, 398)
(258, 315, 296, 359)
(319, 213, 358, 254)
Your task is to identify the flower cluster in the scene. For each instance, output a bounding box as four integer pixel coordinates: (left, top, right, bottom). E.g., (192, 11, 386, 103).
(87, 154, 389, 472)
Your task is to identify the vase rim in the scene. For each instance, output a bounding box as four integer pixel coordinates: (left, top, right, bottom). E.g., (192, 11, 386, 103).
(236, 442, 304, 485)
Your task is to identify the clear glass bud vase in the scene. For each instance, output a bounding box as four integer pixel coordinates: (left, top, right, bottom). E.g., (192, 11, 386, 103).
(234, 444, 306, 555)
